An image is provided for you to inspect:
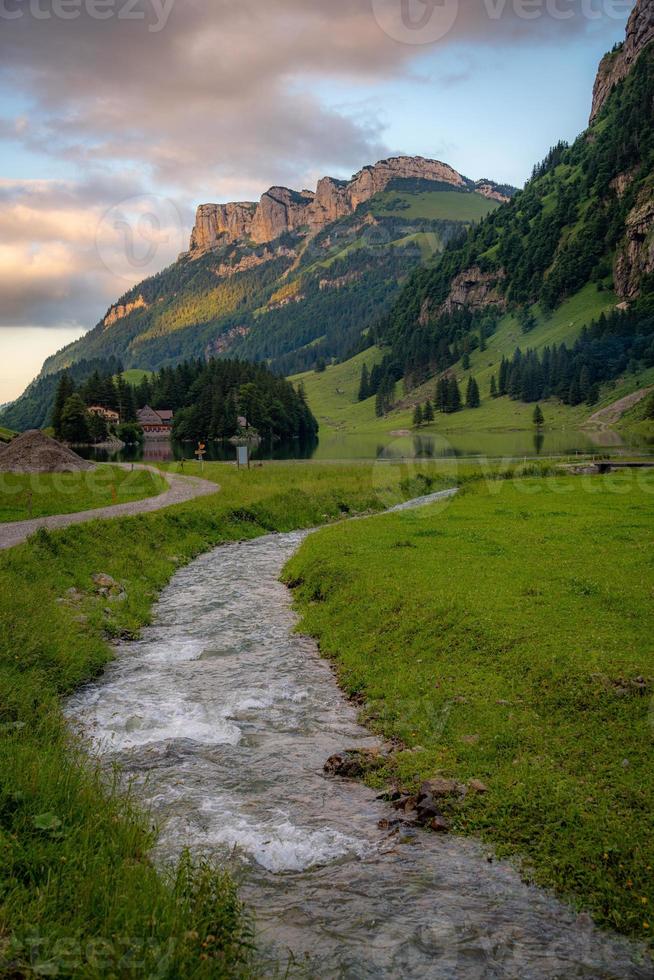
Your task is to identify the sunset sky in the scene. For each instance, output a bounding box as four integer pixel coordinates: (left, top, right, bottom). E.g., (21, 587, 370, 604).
(0, 0, 634, 403)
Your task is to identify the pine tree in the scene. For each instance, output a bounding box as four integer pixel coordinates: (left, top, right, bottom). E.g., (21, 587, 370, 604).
(490, 375, 498, 399)
(358, 364, 370, 402)
(375, 388, 385, 418)
(466, 376, 480, 409)
(498, 358, 510, 396)
(533, 404, 545, 428)
(579, 366, 592, 402)
(462, 352, 471, 371)
(435, 377, 449, 413)
(568, 379, 582, 406)
(88, 411, 108, 444)
(447, 377, 462, 413)
(424, 399, 435, 423)
(60, 394, 90, 444)
(413, 404, 424, 428)
(52, 372, 74, 439)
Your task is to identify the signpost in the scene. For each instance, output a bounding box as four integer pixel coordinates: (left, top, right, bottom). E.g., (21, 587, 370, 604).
(195, 442, 206, 472)
(237, 445, 250, 470)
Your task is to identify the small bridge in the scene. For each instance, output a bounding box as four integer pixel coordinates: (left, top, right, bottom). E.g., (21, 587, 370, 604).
(594, 461, 654, 474)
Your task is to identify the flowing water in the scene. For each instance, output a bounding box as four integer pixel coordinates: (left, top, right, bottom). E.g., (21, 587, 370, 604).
(67, 494, 652, 978)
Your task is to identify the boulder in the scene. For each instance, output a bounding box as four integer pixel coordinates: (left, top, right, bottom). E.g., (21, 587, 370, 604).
(323, 748, 384, 779)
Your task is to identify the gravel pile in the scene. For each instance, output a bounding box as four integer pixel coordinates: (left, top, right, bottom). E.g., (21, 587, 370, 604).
(0, 430, 94, 473)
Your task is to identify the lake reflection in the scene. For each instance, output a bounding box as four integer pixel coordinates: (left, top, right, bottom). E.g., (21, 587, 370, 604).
(78, 425, 653, 465)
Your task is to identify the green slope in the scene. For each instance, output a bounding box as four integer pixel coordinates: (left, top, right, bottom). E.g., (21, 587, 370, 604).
(379, 44, 654, 404)
(370, 189, 499, 222)
(30, 182, 505, 384)
(296, 287, 628, 438)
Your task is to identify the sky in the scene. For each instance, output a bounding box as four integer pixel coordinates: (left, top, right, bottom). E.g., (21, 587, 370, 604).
(0, 0, 635, 404)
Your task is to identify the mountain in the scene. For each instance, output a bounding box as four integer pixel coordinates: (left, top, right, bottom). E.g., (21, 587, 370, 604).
(1, 158, 515, 432)
(376, 0, 654, 392)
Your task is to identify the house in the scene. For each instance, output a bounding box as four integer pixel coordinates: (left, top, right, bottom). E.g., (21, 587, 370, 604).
(137, 405, 174, 439)
(88, 405, 120, 425)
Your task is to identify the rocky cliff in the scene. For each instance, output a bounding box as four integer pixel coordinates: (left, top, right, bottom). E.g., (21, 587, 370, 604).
(615, 192, 654, 298)
(419, 266, 507, 324)
(590, 0, 654, 121)
(186, 156, 510, 256)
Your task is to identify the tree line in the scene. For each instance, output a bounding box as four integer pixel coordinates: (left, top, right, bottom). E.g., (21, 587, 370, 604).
(490, 306, 654, 406)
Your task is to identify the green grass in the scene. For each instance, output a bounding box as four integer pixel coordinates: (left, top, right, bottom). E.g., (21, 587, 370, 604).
(0, 461, 459, 977)
(370, 190, 500, 222)
(284, 473, 654, 945)
(292, 348, 386, 431)
(0, 465, 166, 523)
(293, 286, 633, 440)
(120, 369, 153, 386)
(0, 428, 15, 444)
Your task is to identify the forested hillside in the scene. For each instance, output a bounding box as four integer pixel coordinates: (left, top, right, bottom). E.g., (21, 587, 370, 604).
(374, 41, 654, 406)
(2, 159, 513, 432)
(40, 180, 502, 381)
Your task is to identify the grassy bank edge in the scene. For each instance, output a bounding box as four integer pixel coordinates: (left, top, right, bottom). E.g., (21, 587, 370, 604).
(0, 463, 459, 978)
(282, 474, 654, 955)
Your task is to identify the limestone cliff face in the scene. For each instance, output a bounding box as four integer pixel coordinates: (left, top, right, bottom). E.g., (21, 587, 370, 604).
(614, 193, 654, 298)
(475, 181, 511, 204)
(186, 156, 489, 257)
(590, 0, 654, 122)
(189, 202, 258, 255)
(420, 267, 507, 324)
(103, 295, 148, 329)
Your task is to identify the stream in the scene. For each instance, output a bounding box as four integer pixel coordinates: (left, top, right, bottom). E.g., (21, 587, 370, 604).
(66, 493, 652, 978)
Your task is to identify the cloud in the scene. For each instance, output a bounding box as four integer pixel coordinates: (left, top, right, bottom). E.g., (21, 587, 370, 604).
(0, 0, 630, 336)
(0, 0, 625, 191)
(0, 176, 191, 327)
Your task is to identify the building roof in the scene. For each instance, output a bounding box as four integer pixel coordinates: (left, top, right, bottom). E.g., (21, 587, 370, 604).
(137, 406, 174, 426)
(88, 405, 119, 417)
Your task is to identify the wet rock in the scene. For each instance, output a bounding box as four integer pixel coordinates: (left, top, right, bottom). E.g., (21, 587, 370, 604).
(378, 817, 403, 831)
(416, 796, 442, 824)
(429, 816, 451, 834)
(323, 748, 384, 779)
(392, 795, 418, 814)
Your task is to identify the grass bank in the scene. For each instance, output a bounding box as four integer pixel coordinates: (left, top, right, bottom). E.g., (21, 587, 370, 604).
(0, 461, 456, 977)
(284, 472, 654, 946)
(0, 465, 166, 523)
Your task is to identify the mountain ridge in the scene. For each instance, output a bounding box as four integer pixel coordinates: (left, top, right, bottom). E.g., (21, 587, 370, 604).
(184, 156, 513, 257)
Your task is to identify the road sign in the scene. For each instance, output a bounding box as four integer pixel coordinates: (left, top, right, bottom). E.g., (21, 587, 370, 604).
(195, 442, 207, 472)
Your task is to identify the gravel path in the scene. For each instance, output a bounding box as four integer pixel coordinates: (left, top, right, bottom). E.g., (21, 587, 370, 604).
(587, 385, 654, 426)
(0, 465, 220, 552)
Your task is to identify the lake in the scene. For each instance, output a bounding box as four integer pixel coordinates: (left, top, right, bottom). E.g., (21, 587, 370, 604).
(78, 425, 654, 466)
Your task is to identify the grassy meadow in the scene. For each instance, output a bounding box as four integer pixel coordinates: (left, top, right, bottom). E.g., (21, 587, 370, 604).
(284, 471, 654, 945)
(0, 465, 167, 523)
(0, 461, 458, 977)
(292, 285, 654, 443)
